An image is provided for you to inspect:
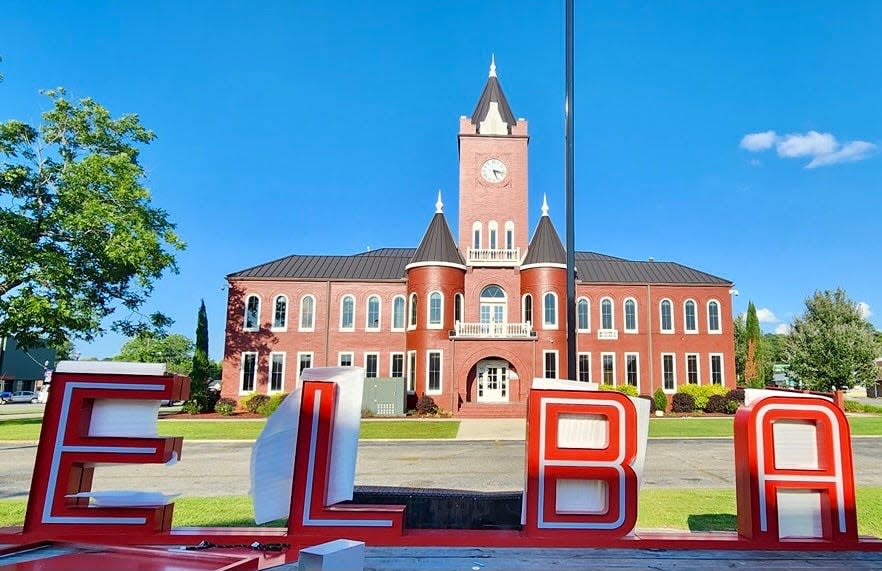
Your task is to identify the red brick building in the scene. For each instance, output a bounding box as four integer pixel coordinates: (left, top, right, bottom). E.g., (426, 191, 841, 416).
(221, 61, 736, 416)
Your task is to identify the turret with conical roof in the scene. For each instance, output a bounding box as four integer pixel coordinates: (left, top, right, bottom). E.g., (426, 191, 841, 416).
(522, 194, 566, 268)
(407, 192, 466, 269)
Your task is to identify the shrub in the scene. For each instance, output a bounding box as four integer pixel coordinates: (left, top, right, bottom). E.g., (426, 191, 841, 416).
(214, 398, 237, 416)
(243, 393, 270, 414)
(599, 383, 638, 397)
(671, 392, 695, 413)
(726, 388, 745, 404)
(705, 394, 728, 414)
(639, 394, 656, 414)
(415, 395, 438, 416)
(677, 384, 729, 411)
(181, 400, 203, 415)
(653, 387, 668, 413)
(361, 408, 375, 418)
(725, 399, 740, 414)
(257, 393, 288, 416)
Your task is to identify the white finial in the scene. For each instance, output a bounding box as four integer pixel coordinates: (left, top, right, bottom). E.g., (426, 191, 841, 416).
(435, 190, 443, 213)
(489, 54, 497, 78)
(541, 193, 549, 216)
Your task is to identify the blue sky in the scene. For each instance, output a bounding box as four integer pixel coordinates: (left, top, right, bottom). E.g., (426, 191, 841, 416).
(2, 2, 880, 360)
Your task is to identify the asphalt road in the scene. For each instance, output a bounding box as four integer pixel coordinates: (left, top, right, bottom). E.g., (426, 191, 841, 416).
(2, 438, 881, 500)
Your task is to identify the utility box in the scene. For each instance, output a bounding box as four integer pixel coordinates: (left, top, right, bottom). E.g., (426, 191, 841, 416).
(362, 377, 405, 416)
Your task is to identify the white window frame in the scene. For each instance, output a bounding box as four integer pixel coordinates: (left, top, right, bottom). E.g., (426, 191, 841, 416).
(340, 295, 355, 331)
(576, 297, 591, 332)
(364, 352, 379, 378)
(296, 351, 313, 389)
(268, 352, 286, 393)
(426, 350, 443, 395)
(686, 353, 700, 384)
(454, 292, 464, 323)
(239, 351, 258, 394)
(543, 350, 559, 379)
(271, 295, 288, 331)
(338, 351, 354, 367)
(522, 293, 533, 326)
(488, 220, 498, 249)
(623, 298, 638, 333)
(625, 352, 640, 391)
(427, 290, 444, 329)
(472, 221, 482, 250)
(391, 295, 406, 331)
(600, 297, 614, 330)
(543, 292, 558, 329)
(683, 299, 698, 334)
(390, 352, 405, 378)
(244, 295, 260, 332)
(299, 294, 315, 332)
(577, 352, 592, 383)
(505, 221, 514, 250)
(707, 300, 722, 334)
(408, 293, 417, 330)
(661, 353, 676, 393)
(660, 298, 674, 333)
(601, 352, 616, 385)
(366, 295, 381, 331)
(407, 350, 416, 393)
(710, 353, 724, 385)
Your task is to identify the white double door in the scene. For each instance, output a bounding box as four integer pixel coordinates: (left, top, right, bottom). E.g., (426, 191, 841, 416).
(477, 360, 508, 403)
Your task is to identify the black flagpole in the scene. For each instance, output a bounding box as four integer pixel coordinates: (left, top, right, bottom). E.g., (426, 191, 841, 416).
(565, 0, 576, 380)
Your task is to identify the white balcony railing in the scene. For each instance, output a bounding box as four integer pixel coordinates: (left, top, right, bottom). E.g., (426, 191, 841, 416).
(454, 321, 533, 339)
(466, 247, 520, 266)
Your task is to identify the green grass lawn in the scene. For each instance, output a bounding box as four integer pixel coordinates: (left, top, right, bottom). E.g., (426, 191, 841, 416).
(360, 420, 460, 439)
(2, 488, 880, 537)
(648, 415, 882, 438)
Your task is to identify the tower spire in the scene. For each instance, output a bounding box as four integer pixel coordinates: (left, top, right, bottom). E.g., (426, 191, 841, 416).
(489, 53, 497, 78)
(541, 193, 549, 217)
(435, 190, 443, 213)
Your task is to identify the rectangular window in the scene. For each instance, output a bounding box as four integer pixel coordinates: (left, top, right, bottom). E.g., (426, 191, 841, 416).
(602, 352, 615, 384)
(269, 352, 285, 392)
(686, 353, 699, 384)
(297, 352, 313, 388)
(662, 353, 676, 392)
(506, 229, 513, 250)
(391, 352, 404, 378)
(429, 293, 442, 327)
(489, 228, 497, 249)
(710, 354, 724, 385)
(473, 229, 480, 250)
(427, 351, 442, 394)
(365, 352, 379, 378)
(339, 352, 353, 367)
(544, 294, 557, 327)
(577, 352, 591, 382)
(240, 352, 257, 393)
(407, 350, 416, 393)
(625, 352, 639, 388)
(543, 351, 558, 379)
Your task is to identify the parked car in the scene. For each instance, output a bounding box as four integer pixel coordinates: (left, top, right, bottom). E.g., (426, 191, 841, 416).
(0, 391, 12, 404)
(8, 390, 39, 404)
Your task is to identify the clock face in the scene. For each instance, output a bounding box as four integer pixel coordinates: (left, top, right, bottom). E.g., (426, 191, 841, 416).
(480, 158, 507, 183)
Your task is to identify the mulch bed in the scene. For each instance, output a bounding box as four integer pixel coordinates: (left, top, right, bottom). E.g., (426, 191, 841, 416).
(159, 412, 265, 420)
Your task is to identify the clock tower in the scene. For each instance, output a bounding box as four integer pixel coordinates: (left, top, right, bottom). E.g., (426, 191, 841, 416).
(458, 57, 530, 264)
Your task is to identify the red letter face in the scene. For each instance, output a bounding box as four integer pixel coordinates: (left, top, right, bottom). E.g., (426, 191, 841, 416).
(523, 389, 641, 540)
(734, 393, 858, 544)
(23, 364, 188, 539)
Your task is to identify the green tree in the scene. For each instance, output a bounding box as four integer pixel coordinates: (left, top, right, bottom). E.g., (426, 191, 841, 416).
(0, 88, 184, 350)
(114, 333, 194, 375)
(786, 289, 880, 391)
(734, 313, 747, 382)
(743, 301, 766, 388)
(188, 300, 210, 409)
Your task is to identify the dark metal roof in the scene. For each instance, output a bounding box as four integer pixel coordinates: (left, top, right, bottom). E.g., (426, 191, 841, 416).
(228, 251, 412, 281)
(522, 216, 566, 266)
(470, 76, 517, 134)
(409, 213, 466, 267)
(575, 259, 730, 285)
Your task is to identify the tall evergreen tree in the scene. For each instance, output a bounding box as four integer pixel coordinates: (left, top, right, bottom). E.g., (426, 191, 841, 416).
(189, 300, 210, 410)
(744, 301, 765, 388)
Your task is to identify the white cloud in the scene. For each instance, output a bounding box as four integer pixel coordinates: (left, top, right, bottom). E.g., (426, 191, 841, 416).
(740, 130, 777, 151)
(774, 323, 792, 335)
(806, 141, 877, 169)
(857, 301, 872, 319)
(776, 131, 837, 158)
(755, 308, 778, 323)
(739, 129, 876, 168)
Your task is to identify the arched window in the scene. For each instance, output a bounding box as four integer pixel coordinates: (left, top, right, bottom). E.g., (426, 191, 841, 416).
(299, 295, 315, 331)
(454, 293, 463, 323)
(624, 298, 637, 332)
(480, 285, 507, 325)
(366, 295, 381, 330)
(505, 221, 514, 250)
(340, 295, 355, 330)
(409, 293, 418, 328)
(428, 291, 443, 328)
(522, 294, 533, 325)
(684, 300, 697, 332)
(600, 297, 613, 330)
(488, 220, 498, 249)
(472, 221, 482, 250)
(576, 298, 590, 331)
(272, 295, 288, 330)
(660, 299, 673, 332)
(707, 300, 721, 332)
(244, 295, 260, 331)
(392, 295, 406, 330)
(544, 292, 557, 327)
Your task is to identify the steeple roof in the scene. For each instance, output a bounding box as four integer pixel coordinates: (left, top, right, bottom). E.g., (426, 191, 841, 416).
(407, 193, 466, 269)
(470, 55, 517, 135)
(522, 195, 566, 267)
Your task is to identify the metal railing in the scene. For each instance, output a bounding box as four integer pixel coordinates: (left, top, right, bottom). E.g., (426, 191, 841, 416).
(454, 321, 533, 338)
(466, 247, 520, 266)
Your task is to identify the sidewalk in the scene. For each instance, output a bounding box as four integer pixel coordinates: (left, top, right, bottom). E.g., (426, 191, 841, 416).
(455, 418, 525, 440)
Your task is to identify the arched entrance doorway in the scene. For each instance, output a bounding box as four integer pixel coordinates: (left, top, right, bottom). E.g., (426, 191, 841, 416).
(475, 358, 509, 402)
